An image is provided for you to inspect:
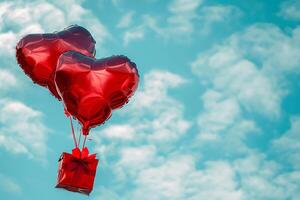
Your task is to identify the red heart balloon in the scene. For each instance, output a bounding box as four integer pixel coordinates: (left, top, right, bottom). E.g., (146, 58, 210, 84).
(55, 51, 139, 135)
(16, 25, 96, 99)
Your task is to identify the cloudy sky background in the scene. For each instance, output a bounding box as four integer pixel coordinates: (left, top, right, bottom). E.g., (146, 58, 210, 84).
(0, 0, 300, 199)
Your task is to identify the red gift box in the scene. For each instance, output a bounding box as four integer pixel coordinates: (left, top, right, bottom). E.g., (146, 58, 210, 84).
(56, 147, 99, 195)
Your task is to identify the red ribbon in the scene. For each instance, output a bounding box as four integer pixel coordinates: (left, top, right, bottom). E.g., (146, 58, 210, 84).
(63, 147, 97, 174)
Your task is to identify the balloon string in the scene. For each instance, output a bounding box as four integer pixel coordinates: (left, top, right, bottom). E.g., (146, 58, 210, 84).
(69, 116, 78, 148)
(82, 135, 87, 150)
(78, 129, 82, 147)
(77, 122, 81, 147)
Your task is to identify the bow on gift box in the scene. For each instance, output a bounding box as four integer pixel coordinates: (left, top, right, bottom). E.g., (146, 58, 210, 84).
(72, 147, 95, 160)
(66, 147, 97, 174)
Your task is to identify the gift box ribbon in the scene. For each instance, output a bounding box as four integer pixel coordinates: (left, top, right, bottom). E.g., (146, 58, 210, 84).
(61, 147, 97, 175)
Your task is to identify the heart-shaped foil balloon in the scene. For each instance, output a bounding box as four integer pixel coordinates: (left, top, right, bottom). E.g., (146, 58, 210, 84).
(16, 25, 96, 99)
(55, 51, 139, 135)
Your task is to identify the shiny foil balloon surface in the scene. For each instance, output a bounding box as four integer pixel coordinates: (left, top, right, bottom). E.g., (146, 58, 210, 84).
(55, 51, 139, 135)
(16, 25, 96, 99)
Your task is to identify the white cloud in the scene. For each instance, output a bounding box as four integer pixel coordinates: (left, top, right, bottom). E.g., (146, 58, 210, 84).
(0, 31, 18, 55)
(198, 90, 240, 138)
(274, 172, 300, 199)
(120, 1, 241, 44)
(132, 156, 195, 200)
(117, 11, 135, 28)
(114, 156, 243, 200)
(132, 70, 186, 110)
(233, 153, 300, 200)
(123, 26, 145, 45)
(118, 146, 156, 169)
(94, 186, 121, 200)
(165, 0, 202, 35)
(127, 71, 190, 143)
(168, 0, 202, 13)
(0, 69, 17, 91)
(272, 116, 300, 169)
(0, 99, 49, 159)
(235, 24, 300, 73)
(111, 0, 121, 7)
(198, 5, 242, 34)
(141, 0, 202, 38)
(190, 23, 300, 159)
(184, 161, 243, 200)
(196, 90, 259, 156)
(95, 151, 300, 200)
(192, 24, 300, 119)
(0, 174, 22, 194)
(101, 124, 136, 140)
(0, 0, 109, 57)
(114, 145, 158, 180)
(199, 5, 241, 22)
(154, 2, 240, 38)
(279, 0, 300, 21)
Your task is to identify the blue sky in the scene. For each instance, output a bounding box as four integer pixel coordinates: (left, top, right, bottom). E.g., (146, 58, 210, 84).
(0, 0, 300, 199)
